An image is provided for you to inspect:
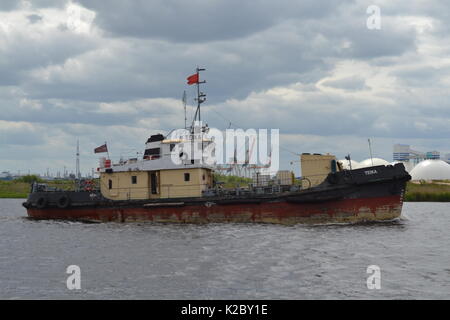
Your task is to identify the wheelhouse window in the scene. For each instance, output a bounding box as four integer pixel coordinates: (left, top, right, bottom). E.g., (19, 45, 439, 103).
(184, 173, 190, 182)
(108, 179, 112, 190)
(144, 147, 160, 156)
(144, 147, 161, 160)
(131, 176, 137, 184)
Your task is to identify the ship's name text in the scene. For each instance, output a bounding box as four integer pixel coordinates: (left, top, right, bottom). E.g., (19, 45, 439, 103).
(364, 169, 378, 175)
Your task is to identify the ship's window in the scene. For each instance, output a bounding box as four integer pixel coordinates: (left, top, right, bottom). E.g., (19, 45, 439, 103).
(170, 144, 175, 152)
(184, 173, 190, 182)
(144, 148, 160, 156)
(131, 176, 137, 184)
(202, 174, 205, 181)
(108, 179, 112, 190)
(191, 159, 195, 164)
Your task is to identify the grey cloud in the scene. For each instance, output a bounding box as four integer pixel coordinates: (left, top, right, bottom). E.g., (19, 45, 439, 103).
(20, 5, 418, 105)
(201, 82, 450, 141)
(0, 30, 98, 86)
(0, 124, 44, 146)
(27, 14, 43, 24)
(346, 28, 416, 59)
(321, 76, 369, 90)
(1, 0, 450, 173)
(75, 0, 337, 42)
(0, 0, 17, 11)
(30, 0, 69, 8)
(392, 66, 450, 87)
(0, 0, 69, 11)
(0, 100, 132, 126)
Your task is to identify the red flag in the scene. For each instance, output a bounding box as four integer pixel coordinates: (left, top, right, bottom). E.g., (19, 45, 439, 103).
(187, 73, 199, 85)
(94, 144, 108, 153)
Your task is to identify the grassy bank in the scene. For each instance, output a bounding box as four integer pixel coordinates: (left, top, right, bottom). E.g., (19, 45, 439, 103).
(0, 181, 29, 198)
(0, 178, 76, 199)
(405, 181, 450, 202)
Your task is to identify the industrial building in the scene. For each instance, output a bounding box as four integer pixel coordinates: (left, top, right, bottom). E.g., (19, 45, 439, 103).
(0, 171, 13, 181)
(393, 144, 450, 180)
(393, 144, 444, 163)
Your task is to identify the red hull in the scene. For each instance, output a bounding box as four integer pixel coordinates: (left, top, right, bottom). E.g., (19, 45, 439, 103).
(26, 195, 404, 224)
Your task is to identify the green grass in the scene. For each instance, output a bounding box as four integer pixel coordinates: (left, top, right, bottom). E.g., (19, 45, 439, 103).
(0, 192, 28, 199)
(405, 181, 450, 202)
(213, 174, 252, 188)
(0, 178, 76, 199)
(0, 181, 29, 198)
(404, 192, 450, 202)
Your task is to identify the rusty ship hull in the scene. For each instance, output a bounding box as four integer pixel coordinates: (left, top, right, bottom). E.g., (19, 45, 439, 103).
(23, 164, 410, 224)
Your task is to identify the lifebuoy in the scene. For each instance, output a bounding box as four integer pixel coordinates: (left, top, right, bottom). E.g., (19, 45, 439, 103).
(84, 180, 94, 192)
(36, 197, 48, 209)
(57, 195, 71, 209)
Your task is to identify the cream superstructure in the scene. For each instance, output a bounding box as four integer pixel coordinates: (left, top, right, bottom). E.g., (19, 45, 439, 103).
(98, 128, 215, 200)
(300, 153, 337, 188)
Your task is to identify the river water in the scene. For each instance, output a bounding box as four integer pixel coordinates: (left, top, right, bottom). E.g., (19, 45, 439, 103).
(0, 199, 449, 299)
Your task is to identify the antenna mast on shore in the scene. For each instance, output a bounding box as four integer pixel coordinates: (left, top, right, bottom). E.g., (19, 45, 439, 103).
(76, 139, 80, 179)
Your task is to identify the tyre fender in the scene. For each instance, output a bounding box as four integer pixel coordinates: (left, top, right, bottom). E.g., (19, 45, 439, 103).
(57, 195, 71, 209)
(36, 197, 48, 209)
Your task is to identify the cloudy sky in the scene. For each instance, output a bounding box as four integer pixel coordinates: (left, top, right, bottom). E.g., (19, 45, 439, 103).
(1, 0, 449, 176)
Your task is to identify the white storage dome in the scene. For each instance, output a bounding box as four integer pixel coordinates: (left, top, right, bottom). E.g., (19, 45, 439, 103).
(338, 159, 360, 170)
(410, 160, 450, 180)
(359, 158, 390, 168)
(391, 161, 415, 173)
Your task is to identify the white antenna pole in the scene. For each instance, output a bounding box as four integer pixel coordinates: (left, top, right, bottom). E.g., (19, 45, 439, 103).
(76, 139, 80, 179)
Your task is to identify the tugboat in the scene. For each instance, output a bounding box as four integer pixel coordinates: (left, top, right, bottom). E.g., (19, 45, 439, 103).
(22, 68, 411, 224)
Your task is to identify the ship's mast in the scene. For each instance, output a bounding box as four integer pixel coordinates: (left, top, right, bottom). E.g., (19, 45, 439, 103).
(191, 67, 206, 132)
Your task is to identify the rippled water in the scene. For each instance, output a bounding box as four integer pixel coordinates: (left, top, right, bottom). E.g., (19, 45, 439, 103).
(0, 199, 449, 299)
